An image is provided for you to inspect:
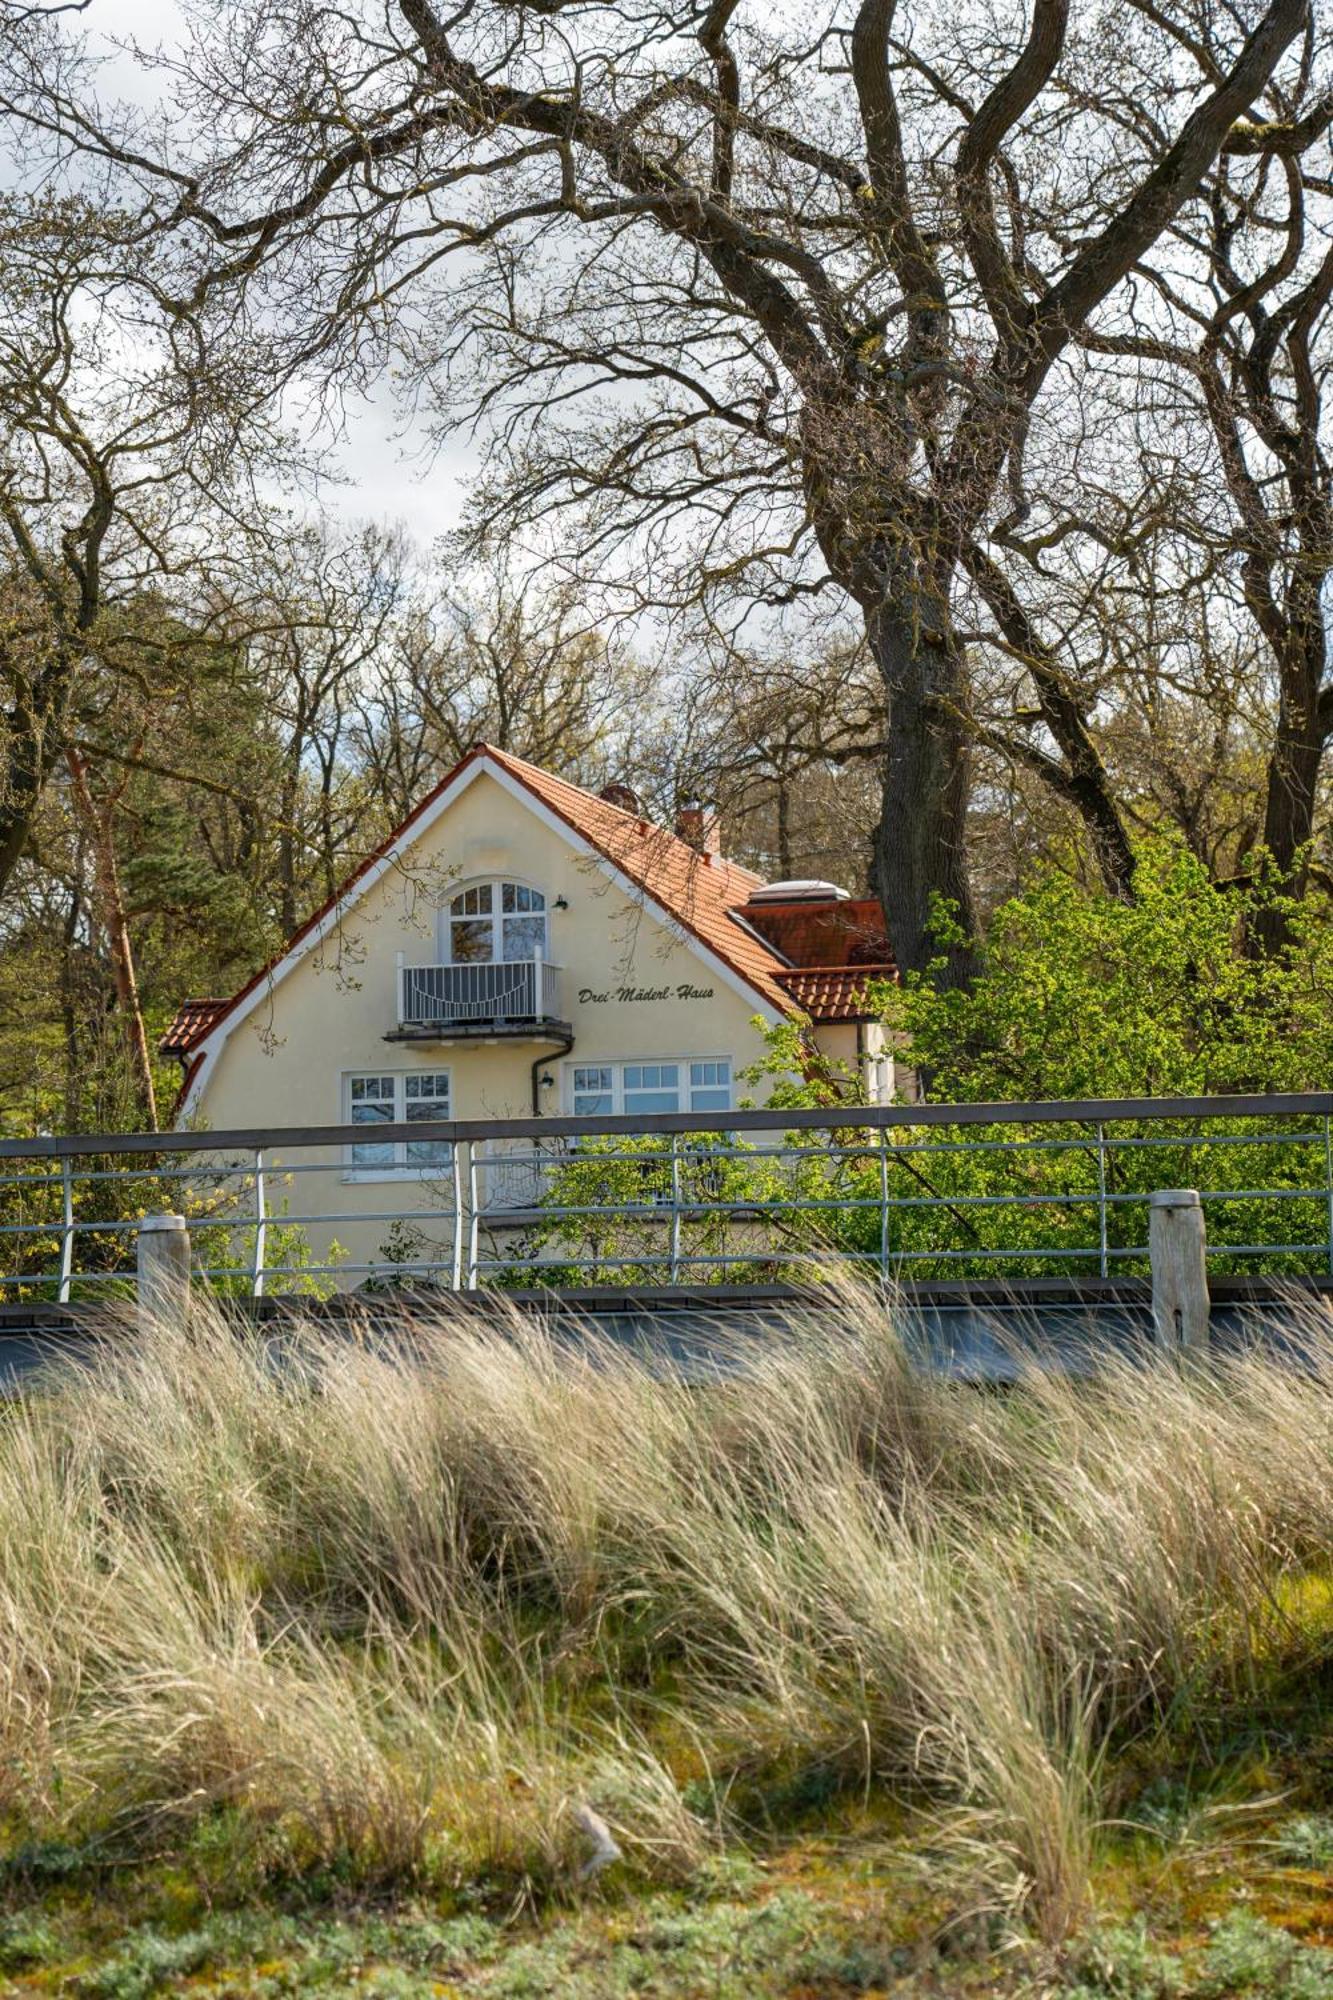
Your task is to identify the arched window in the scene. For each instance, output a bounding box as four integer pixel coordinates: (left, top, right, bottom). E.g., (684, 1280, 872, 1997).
(446, 880, 547, 964)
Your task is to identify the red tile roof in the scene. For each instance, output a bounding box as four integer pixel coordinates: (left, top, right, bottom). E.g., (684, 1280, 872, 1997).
(741, 897, 894, 970)
(159, 998, 231, 1055)
(160, 744, 803, 1058)
(777, 966, 896, 1022)
(480, 746, 795, 1012)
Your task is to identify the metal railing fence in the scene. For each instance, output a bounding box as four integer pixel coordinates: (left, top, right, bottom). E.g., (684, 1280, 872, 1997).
(397, 957, 563, 1026)
(5, 1091, 1333, 1299)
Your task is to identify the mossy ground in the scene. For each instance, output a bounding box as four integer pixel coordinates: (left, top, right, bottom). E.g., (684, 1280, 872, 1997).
(7, 1309, 1333, 1994)
(4, 1769, 1333, 1998)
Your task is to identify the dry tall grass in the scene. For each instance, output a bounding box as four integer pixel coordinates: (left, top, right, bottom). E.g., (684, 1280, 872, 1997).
(0, 1290, 1330, 1942)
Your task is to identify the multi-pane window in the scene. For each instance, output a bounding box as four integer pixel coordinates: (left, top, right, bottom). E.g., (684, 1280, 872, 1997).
(624, 1063, 680, 1116)
(501, 882, 547, 961)
(446, 881, 547, 964)
(404, 1072, 452, 1165)
(349, 1074, 396, 1166)
(689, 1061, 732, 1112)
(448, 884, 494, 964)
(568, 1059, 732, 1118)
(348, 1071, 450, 1170)
(572, 1065, 614, 1116)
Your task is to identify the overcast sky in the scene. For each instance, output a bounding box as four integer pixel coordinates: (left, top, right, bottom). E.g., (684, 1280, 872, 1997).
(95, 0, 476, 548)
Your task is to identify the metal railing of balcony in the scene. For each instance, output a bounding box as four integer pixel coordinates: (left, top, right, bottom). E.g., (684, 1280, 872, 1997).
(397, 955, 562, 1026)
(6, 1092, 1333, 1300)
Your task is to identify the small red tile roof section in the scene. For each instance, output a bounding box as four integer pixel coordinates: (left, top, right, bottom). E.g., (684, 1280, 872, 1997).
(740, 897, 894, 969)
(159, 998, 231, 1054)
(160, 744, 817, 1057)
(775, 966, 897, 1022)
(743, 896, 897, 1023)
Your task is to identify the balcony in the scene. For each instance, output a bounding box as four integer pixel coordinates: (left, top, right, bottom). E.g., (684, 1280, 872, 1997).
(387, 956, 573, 1046)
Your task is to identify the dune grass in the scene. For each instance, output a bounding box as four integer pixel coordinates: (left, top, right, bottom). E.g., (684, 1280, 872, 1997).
(0, 1288, 1332, 1990)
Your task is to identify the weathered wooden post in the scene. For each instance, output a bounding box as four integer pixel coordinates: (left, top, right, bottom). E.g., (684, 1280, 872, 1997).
(1148, 1188, 1209, 1358)
(137, 1212, 192, 1327)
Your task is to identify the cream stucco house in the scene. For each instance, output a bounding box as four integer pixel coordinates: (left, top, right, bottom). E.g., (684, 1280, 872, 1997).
(161, 745, 897, 1283)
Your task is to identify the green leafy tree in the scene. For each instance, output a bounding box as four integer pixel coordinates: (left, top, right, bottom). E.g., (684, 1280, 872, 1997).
(533, 846, 1333, 1286)
(894, 844, 1333, 1104)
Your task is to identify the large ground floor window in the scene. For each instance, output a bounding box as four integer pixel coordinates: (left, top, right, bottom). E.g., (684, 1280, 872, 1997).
(569, 1058, 732, 1118)
(347, 1070, 451, 1171)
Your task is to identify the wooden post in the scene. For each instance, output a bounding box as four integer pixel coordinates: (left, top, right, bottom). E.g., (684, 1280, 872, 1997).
(137, 1212, 192, 1326)
(1148, 1188, 1209, 1358)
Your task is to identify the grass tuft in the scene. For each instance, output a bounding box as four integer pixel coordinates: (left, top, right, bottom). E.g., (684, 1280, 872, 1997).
(0, 1287, 1331, 1968)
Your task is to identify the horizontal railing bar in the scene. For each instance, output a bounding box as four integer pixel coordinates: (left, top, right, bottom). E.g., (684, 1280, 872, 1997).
(7, 1125, 1327, 1184)
(1194, 1187, 1329, 1202)
(197, 1260, 459, 1279)
(469, 1248, 1109, 1271)
(4, 1186, 1321, 1241)
(1097, 1127, 1325, 1151)
(11, 1090, 1333, 1158)
(192, 1208, 459, 1230)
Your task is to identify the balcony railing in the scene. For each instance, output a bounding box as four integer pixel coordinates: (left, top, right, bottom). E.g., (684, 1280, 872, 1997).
(396, 956, 563, 1029)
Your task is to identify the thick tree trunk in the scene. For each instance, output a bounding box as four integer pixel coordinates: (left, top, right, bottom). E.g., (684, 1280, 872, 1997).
(0, 646, 80, 897)
(867, 610, 978, 989)
(0, 788, 38, 893)
(278, 764, 300, 936)
(775, 773, 793, 879)
(1248, 679, 1327, 956)
(1261, 713, 1324, 879)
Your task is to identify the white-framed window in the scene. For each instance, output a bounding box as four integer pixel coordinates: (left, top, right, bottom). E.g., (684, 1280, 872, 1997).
(444, 880, 547, 964)
(347, 1069, 451, 1174)
(569, 1058, 733, 1118)
(571, 1064, 614, 1116)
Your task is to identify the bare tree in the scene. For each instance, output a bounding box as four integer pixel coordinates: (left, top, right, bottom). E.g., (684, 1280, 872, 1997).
(62, 742, 157, 1126)
(653, 636, 884, 882)
(0, 187, 270, 898)
(350, 560, 647, 821)
(1093, 82, 1333, 941)
(5, 0, 1313, 981)
(226, 519, 411, 931)
(952, 5, 1333, 934)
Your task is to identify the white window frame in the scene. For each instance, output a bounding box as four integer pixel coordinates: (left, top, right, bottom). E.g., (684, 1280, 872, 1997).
(564, 1056, 734, 1119)
(343, 1068, 453, 1180)
(438, 878, 549, 966)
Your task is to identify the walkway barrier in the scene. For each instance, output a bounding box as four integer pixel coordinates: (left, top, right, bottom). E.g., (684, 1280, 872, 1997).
(0, 1092, 1329, 1307)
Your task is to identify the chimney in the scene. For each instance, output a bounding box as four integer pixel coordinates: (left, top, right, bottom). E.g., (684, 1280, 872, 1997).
(675, 799, 721, 857)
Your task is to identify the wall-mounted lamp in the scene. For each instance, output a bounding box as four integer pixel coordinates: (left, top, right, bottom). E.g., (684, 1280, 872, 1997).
(553, 895, 569, 911)
(538, 1072, 556, 1090)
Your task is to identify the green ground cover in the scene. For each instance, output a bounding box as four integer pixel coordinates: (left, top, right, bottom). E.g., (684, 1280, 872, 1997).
(1, 1290, 1332, 1994)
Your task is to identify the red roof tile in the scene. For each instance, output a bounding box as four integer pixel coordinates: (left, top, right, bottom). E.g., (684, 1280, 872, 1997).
(160, 745, 798, 1057)
(777, 966, 896, 1021)
(743, 897, 895, 970)
(159, 998, 231, 1055)
(481, 746, 794, 1012)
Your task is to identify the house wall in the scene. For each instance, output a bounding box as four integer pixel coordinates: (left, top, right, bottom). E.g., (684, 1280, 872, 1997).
(184, 769, 809, 1285)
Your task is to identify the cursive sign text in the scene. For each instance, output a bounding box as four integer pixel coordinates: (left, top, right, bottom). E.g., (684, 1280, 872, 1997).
(579, 982, 715, 1005)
